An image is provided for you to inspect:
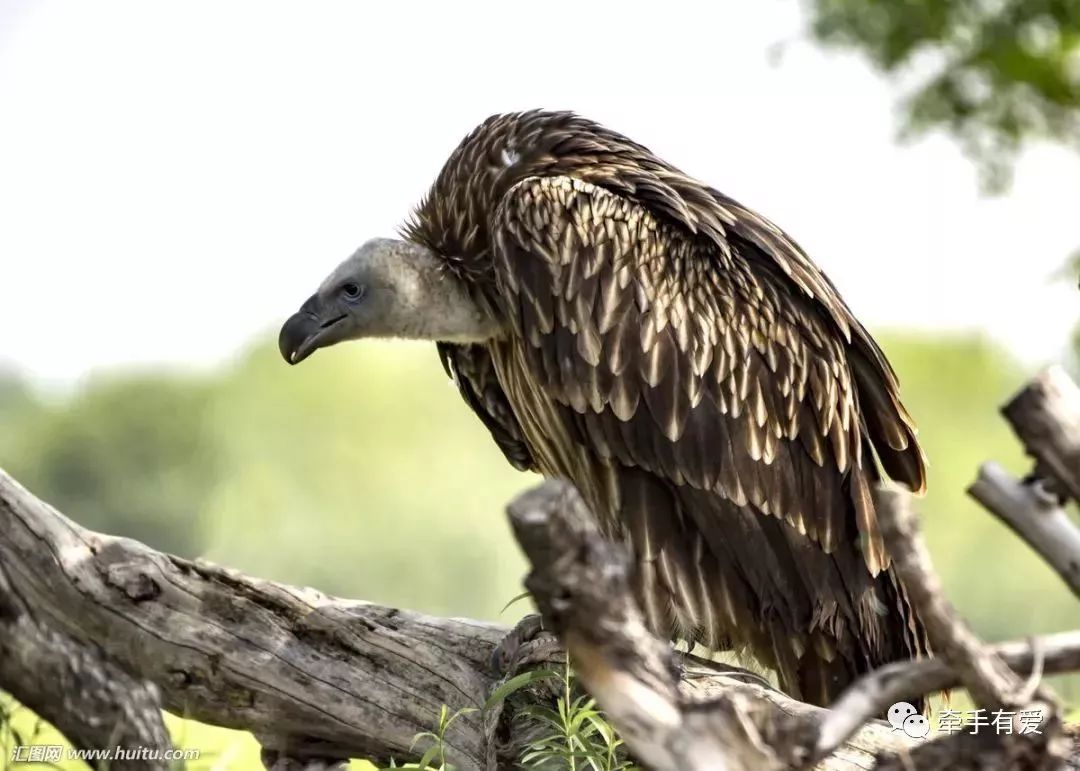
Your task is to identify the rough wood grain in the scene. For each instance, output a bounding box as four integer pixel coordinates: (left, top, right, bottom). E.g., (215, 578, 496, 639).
(0, 563, 171, 770)
(1002, 365, 1080, 503)
(969, 462, 1080, 599)
(875, 488, 1025, 709)
(0, 469, 502, 768)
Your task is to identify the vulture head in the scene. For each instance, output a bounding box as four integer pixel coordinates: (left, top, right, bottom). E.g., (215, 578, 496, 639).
(279, 237, 501, 365)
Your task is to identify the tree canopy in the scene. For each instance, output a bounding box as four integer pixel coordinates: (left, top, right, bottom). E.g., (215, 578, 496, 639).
(805, 0, 1080, 190)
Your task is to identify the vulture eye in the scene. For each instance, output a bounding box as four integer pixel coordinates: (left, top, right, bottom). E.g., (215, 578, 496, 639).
(341, 282, 364, 301)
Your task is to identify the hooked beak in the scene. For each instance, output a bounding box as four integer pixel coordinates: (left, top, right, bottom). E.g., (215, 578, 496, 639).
(279, 293, 349, 365)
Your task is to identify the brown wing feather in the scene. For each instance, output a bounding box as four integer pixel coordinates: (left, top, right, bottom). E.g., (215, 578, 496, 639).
(715, 193, 926, 495)
(493, 175, 918, 574)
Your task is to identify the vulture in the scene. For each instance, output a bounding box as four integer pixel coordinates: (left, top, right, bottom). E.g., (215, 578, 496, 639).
(279, 110, 930, 707)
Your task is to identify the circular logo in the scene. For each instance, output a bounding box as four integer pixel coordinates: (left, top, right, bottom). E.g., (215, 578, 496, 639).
(888, 702, 922, 738)
(902, 713, 930, 739)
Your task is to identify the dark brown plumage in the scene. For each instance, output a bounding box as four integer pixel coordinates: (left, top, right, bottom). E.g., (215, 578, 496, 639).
(407, 110, 930, 707)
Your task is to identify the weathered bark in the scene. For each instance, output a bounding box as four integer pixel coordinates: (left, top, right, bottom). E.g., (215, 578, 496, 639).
(969, 462, 1080, 599)
(968, 366, 1080, 599)
(0, 562, 171, 770)
(874, 487, 1028, 710)
(0, 469, 504, 767)
(1001, 364, 1080, 503)
(816, 629, 1080, 764)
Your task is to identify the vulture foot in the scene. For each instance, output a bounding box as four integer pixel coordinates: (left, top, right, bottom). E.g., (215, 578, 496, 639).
(489, 613, 562, 678)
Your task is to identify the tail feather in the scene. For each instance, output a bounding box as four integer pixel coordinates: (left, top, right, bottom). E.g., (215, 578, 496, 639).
(602, 460, 931, 714)
(777, 560, 929, 712)
(795, 647, 860, 711)
(793, 645, 925, 714)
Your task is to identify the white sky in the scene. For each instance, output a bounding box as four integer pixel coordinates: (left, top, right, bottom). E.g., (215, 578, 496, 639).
(1, 0, 1078, 388)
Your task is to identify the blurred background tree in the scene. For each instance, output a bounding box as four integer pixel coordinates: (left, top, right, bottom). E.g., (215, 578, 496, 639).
(1, 374, 220, 558)
(804, 0, 1080, 192)
(804, 0, 1080, 383)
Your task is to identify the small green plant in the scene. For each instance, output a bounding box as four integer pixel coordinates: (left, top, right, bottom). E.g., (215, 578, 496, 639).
(383, 704, 477, 770)
(499, 591, 533, 615)
(483, 654, 637, 771)
(515, 656, 635, 771)
(394, 656, 636, 771)
(394, 593, 635, 771)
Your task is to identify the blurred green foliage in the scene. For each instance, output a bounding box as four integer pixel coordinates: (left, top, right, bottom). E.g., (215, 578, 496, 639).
(0, 340, 532, 621)
(805, 0, 1080, 190)
(1, 331, 1077, 767)
(0, 372, 219, 558)
(196, 339, 530, 616)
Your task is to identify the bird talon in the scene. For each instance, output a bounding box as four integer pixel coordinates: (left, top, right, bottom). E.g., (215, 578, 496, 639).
(490, 614, 561, 678)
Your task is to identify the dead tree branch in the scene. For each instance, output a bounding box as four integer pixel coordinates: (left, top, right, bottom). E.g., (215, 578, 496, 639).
(0, 468, 917, 770)
(969, 462, 1080, 599)
(1002, 365, 1080, 503)
(0, 469, 506, 769)
(0, 561, 171, 770)
(814, 629, 1080, 763)
(508, 481, 783, 770)
(968, 366, 1080, 599)
(1, 367, 1080, 770)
